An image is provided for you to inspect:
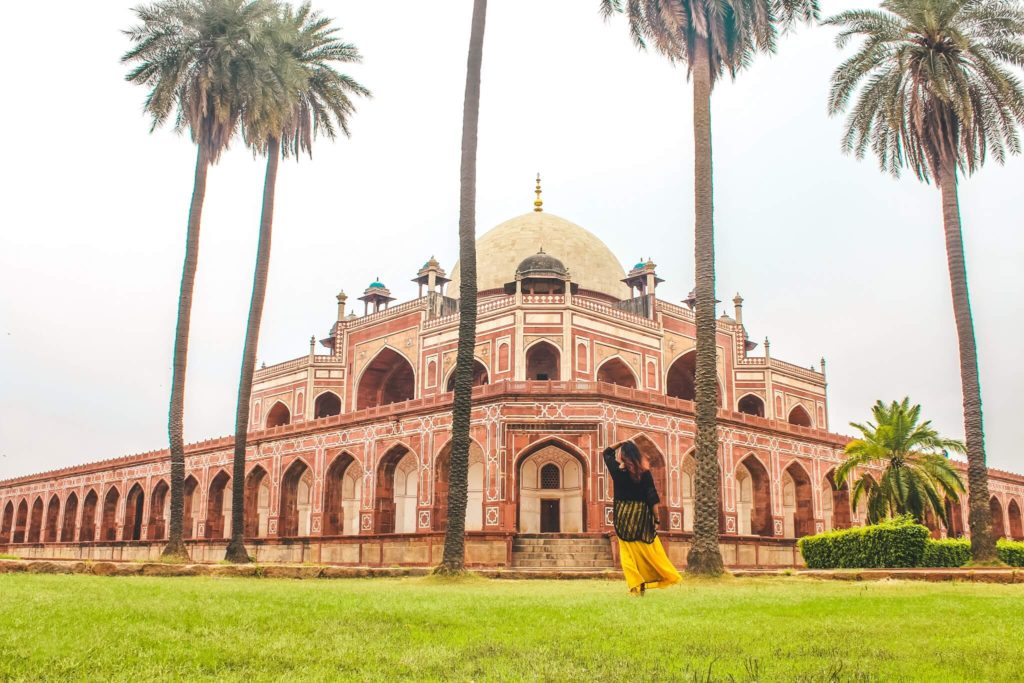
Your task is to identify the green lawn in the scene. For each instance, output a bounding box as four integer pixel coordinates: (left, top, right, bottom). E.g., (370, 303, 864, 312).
(1, 574, 1022, 682)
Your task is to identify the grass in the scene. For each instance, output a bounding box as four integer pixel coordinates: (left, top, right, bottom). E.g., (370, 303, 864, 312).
(1, 574, 1023, 682)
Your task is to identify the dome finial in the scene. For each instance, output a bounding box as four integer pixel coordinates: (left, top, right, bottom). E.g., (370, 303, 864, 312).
(533, 173, 543, 212)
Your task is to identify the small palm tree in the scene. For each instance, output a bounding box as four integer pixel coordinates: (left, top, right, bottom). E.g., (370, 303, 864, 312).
(601, 0, 818, 576)
(123, 0, 273, 561)
(825, 0, 1024, 561)
(836, 398, 965, 527)
(436, 0, 488, 575)
(224, 1, 369, 563)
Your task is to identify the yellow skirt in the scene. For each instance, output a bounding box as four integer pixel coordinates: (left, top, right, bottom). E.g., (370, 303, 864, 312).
(618, 536, 681, 593)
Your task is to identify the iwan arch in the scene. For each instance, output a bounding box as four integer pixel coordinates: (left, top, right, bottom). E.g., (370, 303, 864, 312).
(3, 197, 1023, 567)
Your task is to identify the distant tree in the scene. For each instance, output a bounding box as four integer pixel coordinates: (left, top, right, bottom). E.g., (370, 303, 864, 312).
(836, 398, 966, 526)
(122, 0, 273, 561)
(601, 0, 818, 576)
(224, 1, 369, 563)
(436, 0, 488, 575)
(826, 0, 1024, 562)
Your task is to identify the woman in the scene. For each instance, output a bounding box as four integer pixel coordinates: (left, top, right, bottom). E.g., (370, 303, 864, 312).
(603, 439, 681, 595)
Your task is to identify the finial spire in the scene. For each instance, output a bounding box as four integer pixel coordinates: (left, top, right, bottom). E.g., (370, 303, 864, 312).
(533, 173, 543, 212)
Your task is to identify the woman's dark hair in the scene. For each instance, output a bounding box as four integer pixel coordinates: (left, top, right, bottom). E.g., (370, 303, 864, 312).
(619, 441, 649, 483)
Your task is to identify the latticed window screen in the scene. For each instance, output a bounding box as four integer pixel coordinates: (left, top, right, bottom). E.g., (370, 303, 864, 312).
(540, 464, 561, 489)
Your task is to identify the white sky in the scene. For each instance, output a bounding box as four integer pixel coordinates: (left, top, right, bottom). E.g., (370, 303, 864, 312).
(1, 1, 1021, 480)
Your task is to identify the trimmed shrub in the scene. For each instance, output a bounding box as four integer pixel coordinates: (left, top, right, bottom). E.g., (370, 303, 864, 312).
(997, 539, 1024, 567)
(921, 538, 970, 567)
(798, 516, 929, 569)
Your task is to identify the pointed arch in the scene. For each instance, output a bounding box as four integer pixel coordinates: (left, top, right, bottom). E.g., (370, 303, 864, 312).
(944, 496, 965, 537)
(205, 470, 231, 539)
(280, 459, 314, 537)
(822, 469, 852, 531)
(313, 391, 342, 419)
(124, 483, 145, 541)
(525, 340, 560, 381)
(788, 404, 813, 428)
(12, 499, 28, 543)
(323, 453, 360, 536)
(356, 347, 416, 410)
(516, 438, 588, 534)
(432, 438, 486, 532)
(665, 350, 723, 405)
(265, 401, 291, 428)
(244, 465, 271, 538)
(1, 501, 14, 544)
(44, 494, 61, 543)
(60, 492, 78, 543)
(681, 451, 696, 532)
(990, 497, 1006, 538)
(735, 454, 772, 536)
(781, 462, 814, 538)
(375, 445, 418, 534)
(26, 496, 44, 543)
(148, 480, 169, 540)
(80, 490, 98, 542)
(1008, 499, 1023, 540)
(100, 487, 120, 541)
(183, 475, 199, 540)
(737, 393, 765, 417)
(596, 356, 638, 389)
(445, 359, 490, 392)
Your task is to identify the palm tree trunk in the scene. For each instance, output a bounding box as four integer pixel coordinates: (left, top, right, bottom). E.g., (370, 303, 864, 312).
(938, 163, 995, 562)
(162, 145, 209, 562)
(225, 137, 281, 564)
(436, 0, 488, 575)
(685, 35, 725, 576)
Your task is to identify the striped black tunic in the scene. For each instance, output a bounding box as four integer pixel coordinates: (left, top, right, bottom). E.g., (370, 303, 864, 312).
(603, 447, 660, 544)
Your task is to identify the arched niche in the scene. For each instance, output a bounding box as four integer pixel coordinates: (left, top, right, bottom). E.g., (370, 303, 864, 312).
(124, 484, 145, 541)
(27, 497, 44, 543)
(183, 475, 199, 540)
(100, 487, 120, 541)
(375, 445, 418, 534)
(822, 470, 851, 531)
(990, 497, 1006, 538)
(266, 402, 291, 428)
(665, 351, 722, 404)
(737, 393, 765, 417)
(357, 348, 416, 409)
(944, 496, 965, 538)
(517, 441, 586, 534)
(280, 460, 313, 537)
(205, 471, 231, 540)
(80, 491, 98, 542)
(781, 463, 814, 538)
(323, 454, 362, 536)
(1008, 499, 1023, 540)
(525, 341, 560, 381)
(147, 481, 169, 541)
(1, 501, 13, 544)
(681, 452, 696, 532)
(44, 495, 61, 543)
(788, 404, 813, 427)
(432, 440, 486, 532)
(314, 391, 342, 419)
(60, 492, 78, 543)
(735, 454, 772, 536)
(244, 466, 272, 538)
(445, 359, 489, 393)
(596, 357, 638, 389)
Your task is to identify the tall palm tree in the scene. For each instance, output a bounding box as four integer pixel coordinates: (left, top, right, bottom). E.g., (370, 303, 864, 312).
(826, 0, 1024, 562)
(836, 398, 965, 526)
(601, 0, 818, 575)
(224, 1, 369, 563)
(436, 0, 488, 575)
(122, 0, 273, 560)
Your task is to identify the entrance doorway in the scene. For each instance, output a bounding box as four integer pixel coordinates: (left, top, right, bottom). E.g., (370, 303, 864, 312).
(541, 499, 560, 533)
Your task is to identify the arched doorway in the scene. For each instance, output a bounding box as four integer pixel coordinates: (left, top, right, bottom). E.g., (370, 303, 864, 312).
(596, 357, 637, 389)
(788, 405, 813, 427)
(1, 501, 13, 544)
(446, 359, 489, 392)
(737, 394, 765, 417)
(990, 497, 1006, 538)
(266, 402, 291, 428)
(243, 466, 272, 538)
(781, 463, 814, 537)
(357, 348, 415, 409)
(183, 475, 199, 539)
(944, 496, 965, 537)
(44, 495, 61, 543)
(101, 488, 120, 541)
(147, 481, 169, 540)
(517, 442, 585, 534)
(60, 493, 78, 542)
(27, 497, 44, 543)
(432, 440, 485, 532)
(1008, 499, 1023, 540)
(80, 491, 98, 542)
(735, 455, 772, 536)
(124, 484, 145, 541)
(205, 471, 231, 540)
(525, 341, 560, 381)
(280, 460, 313, 537)
(666, 351, 722, 404)
(375, 447, 418, 534)
(314, 392, 342, 419)
(13, 500, 29, 543)
(823, 470, 852, 530)
(323, 454, 361, 536)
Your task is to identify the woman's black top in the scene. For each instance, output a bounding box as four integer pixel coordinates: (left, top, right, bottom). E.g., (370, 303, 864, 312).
(603, 447, 660, 543)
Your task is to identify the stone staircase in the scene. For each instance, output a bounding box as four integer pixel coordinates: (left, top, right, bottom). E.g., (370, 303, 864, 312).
(511, 533, 616, 570)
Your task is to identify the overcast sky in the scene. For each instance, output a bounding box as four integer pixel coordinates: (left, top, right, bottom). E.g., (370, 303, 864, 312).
(1, 0, 1021, 480)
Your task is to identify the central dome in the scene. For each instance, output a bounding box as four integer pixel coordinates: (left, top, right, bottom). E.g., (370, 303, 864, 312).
(449, 212, 629, 300)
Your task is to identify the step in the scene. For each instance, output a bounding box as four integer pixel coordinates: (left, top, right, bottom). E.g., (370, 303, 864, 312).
(512, 542, 610, 551)
(512, 551, 611, 561)
(511, 558, 616, 568)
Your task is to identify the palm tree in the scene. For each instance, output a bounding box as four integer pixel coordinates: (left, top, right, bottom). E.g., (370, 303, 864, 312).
(123, 0, 273, 561)
(601, 0, 818, 575)
(224, 1, 369, 563)
(836, 398, 965, 527)
(436, 0, 488, 575)
(825, 0, 1024, 562)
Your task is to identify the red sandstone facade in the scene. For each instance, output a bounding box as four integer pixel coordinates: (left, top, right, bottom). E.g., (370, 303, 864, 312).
(2, 211, 1022, 567)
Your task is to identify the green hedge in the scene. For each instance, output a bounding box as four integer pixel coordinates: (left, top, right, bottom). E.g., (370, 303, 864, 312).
(798, 516, 929, 569)
(921, 538, 971, 567)
(997, 539, 1024, 567)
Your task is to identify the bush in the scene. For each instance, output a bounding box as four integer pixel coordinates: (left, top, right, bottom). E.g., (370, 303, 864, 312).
(798, 516, 930, 569)
(921, 538, 970, 567)
(997, 539, 1024, 567)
